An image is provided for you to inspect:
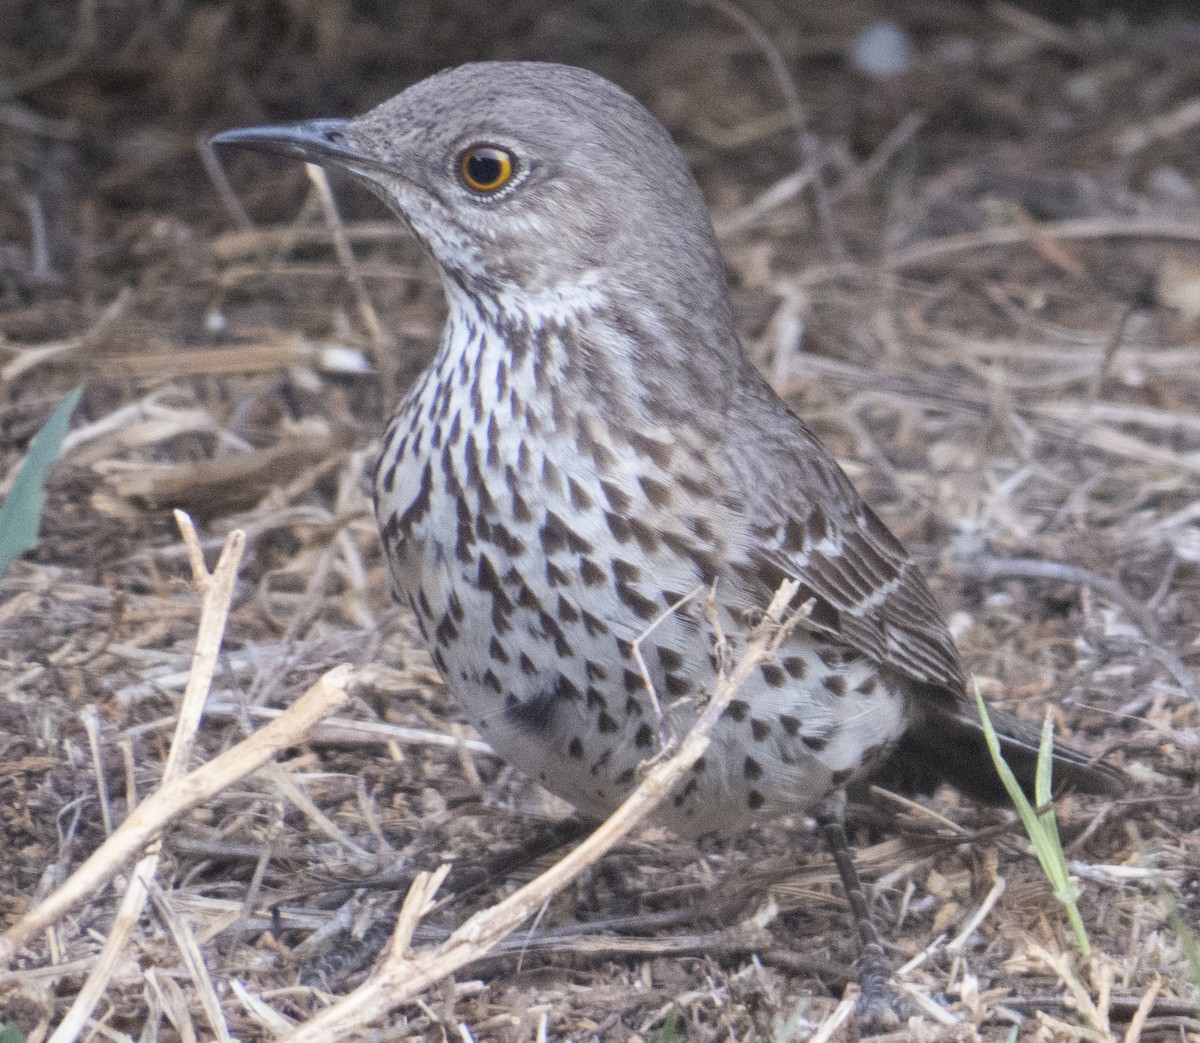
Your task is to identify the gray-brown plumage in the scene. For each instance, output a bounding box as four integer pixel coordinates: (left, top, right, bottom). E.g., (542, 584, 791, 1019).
(212, 56, 1122, 919)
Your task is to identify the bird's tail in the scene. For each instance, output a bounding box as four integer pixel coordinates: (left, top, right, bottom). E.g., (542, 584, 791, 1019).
(868, 699, 1126, 806)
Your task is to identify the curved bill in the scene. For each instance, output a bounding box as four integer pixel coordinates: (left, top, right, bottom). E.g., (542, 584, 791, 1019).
(209, 118, 366, 168)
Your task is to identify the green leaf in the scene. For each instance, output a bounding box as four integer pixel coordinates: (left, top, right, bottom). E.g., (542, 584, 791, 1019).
(0, 1023, 28, 1043)
(974, 684, 1091, 957)
(0, 386, 83, 578)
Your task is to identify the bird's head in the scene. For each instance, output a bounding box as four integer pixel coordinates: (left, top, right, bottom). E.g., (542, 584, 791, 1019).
(212, 61, 732, 326)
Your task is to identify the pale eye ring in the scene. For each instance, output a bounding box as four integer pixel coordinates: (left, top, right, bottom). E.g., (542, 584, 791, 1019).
(458, 144, 516, 193)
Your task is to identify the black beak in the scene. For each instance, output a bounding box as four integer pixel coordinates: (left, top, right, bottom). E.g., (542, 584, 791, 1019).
(209, 118, 365, 167)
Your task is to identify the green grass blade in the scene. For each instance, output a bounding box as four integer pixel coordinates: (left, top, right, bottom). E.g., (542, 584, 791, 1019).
(0, 386, 82, 578)
(974, 685, 1090, 956)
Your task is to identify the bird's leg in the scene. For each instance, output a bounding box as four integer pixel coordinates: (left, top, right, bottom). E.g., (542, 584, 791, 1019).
(813, 794, 904, 1026)
(300, 815, 593, 987)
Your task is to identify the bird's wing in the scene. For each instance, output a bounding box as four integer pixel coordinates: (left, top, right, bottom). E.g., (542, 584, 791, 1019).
(747, 497, 965, 694)
(726, 383, 965, 697)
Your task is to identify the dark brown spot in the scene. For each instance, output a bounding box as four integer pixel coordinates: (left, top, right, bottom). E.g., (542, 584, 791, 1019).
(672, 776, 698, 807)
(638, 475, 671, 507)
(751, 718, 771, 742)
(453, 501, 472, 566)
(546, 561, 569, 587)
(658, 647, 684, 672)
(688, 516, 715, 543)
(580, 557, 607, 586)
(780, 714, 802, 736)
(482, 669, 502, 693)
(625, 695, 643, 716)
(568, 737, 584, 759)
(598, 711, 619, 734)
(585, 660, 607, 681)
(664, 673, 690, 697)
(744, 756, 763, 780)
(677, 472, 711, 499)
(542, 511, 592, 556)
(578, 419, 617, 470)
(435, 614, 458, 646)
(557, 676, 582, 702)
(856, 676, 878, 696)
(506, 688, 559, 732)
(539, 611, 574, 657)
(391, 461, 434, 540)
(724, 700, 749, 722)
(476, 556, 511, 619)
(612, 559, 640, 584)
(747, 790, 766, 810)
(616, 767, 636, 785)
(783, 657, 808, 680)
(617, 582, 660, 621)
(489, 522, 525, 557)
(463, 432, 482, 487)
(523, 402, 540, 436)
(568, 477, 593, 511)
(580, 609, 609, 637)
(489, 637, 508, 663)
(519, 652, 536, 675)
(802, 734, 829, 752)
(514, 578, 543, 612)
(629, 518, 661, 554)
(486, 415, 501, 469)
(541, 588, 572, 625)
(824, 675, 848, 698)
(604, 512, 633, 544)
(600, 480, 631, 513)
(760, 663, 787, 688)
(831, 768, 855, 785)
(628, 431, 673, 468)
(586, 686, 606, 710)
(635, 723, 654, 748)
(623, 669, 643, 693)
(692, 756, 707, 773)
(516, 440, 532, 474)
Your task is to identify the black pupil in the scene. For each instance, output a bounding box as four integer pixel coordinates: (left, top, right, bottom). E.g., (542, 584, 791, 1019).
(467, 150, 504, 187)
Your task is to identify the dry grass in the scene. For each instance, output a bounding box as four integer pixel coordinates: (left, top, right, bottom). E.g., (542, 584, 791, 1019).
(2, 1, 1199, 1040)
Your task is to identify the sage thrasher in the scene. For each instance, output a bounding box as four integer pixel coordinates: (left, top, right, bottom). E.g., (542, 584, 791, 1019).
(213, 61, 1123, 1009)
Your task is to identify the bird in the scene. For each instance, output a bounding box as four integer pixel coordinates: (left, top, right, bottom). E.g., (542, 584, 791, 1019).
(212, 60, 1125, 1011)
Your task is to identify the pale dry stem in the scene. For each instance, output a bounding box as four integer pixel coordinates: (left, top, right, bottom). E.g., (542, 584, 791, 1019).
(41, 511, 243, 1042)
(1, 514, 354, 969)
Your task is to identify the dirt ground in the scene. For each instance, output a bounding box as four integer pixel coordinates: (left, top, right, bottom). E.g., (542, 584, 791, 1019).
(2, 1, 1199, 1039)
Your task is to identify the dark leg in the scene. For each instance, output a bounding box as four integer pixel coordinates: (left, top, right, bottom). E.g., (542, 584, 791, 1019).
(813, 797, 904, 1026)
(298, 815, 593, 987)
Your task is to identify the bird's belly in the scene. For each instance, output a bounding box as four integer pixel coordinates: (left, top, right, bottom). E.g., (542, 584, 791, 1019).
(373, 389, 910, 836)
(381, 488, 909, 836)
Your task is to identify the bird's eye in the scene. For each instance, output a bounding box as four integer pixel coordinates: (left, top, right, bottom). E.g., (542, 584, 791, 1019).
(458, 145, 515, 193)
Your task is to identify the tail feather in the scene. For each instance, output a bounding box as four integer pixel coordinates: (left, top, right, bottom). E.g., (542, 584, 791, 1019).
(869, 701, 1126, 807)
